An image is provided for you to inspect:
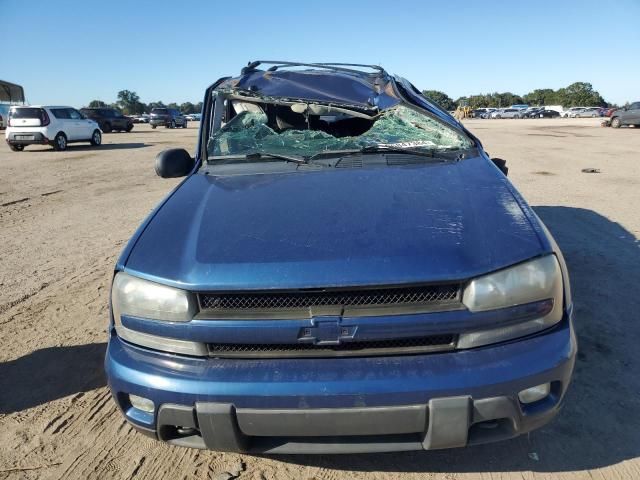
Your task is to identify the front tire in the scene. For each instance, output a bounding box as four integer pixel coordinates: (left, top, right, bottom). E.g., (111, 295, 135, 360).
(170, 120, 176, 129)
(102, 122, 112, 133)
(90, 129, 102, 146)
(151, 124, 156, 129)
(9, 144, 24, 152)
(126, 124, 133, 132)
(52, 132, 67, 151)
(611, 117, 622, 128)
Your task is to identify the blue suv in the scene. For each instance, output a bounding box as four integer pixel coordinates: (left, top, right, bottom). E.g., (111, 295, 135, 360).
(105, 61, 576, 454)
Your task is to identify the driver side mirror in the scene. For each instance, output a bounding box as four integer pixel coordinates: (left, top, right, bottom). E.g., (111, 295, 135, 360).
(491, 157, 509, 176)
(155, 148, 195, 178)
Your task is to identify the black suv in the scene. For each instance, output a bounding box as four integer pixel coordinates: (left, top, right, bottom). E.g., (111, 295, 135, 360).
(80, 108, 134, 133)
(150, 108, 187, 129)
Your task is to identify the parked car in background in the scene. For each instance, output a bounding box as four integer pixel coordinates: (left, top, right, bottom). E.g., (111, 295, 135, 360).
(491, 108, 522, 119)
(472, 108, 489, 118)
(610, 102, 640, 128)
(80, 107, 134, 133)
(601, 107, 616, 117)
(561, 107, 585, 118)
(105, 60, 576, 455)
(522, 107, 543, 118)
(536, 109, 561, 118)
(5, 105, 101, 151)
(185, 113, 202, 121)
(480, 108, 497, 119)
(150, 107, 187, 129)
(572, 107, 600, 118)
(133, 114, 150, 123)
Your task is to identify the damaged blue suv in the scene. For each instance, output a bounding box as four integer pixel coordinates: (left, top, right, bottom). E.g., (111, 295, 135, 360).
(105, 61, 576, 454)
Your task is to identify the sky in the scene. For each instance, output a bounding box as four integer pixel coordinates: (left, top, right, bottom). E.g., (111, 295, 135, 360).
(4, 0, 639, 107)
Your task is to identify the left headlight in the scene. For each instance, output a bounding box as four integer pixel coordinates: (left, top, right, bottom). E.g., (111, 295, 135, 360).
(111, 272, 198, 323)
(458, 255, 563, 348)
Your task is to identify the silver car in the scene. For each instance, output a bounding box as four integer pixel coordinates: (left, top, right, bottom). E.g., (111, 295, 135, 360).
(491, 108, 523, 119)
(573, 107, 600, 118)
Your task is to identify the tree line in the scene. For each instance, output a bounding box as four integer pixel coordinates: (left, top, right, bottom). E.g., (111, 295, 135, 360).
(422, 82, 610, 111)
(86, 90, 203, 115)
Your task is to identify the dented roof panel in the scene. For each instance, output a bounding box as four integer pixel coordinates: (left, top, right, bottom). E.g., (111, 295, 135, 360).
(217, 69, 401, 110)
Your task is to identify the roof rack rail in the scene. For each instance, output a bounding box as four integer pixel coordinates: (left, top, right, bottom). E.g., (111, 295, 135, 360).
(241, 61, 387, 77)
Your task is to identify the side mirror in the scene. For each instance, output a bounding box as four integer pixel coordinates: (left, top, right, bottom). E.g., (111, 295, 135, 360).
(155, 148, 195, 178)
(491, 157, 509, 176)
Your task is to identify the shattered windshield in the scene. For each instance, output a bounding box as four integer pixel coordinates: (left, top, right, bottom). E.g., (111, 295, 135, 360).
(208, 101, 472, 160)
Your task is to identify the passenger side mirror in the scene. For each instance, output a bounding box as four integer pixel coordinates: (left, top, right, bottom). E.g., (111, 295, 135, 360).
(491, 158, 508, 176)
(155, 148, 195, 178)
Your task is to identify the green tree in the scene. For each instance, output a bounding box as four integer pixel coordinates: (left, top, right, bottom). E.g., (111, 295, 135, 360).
(88, 99, 107, 108)
(167, 102, 179, 110)
(523, 89, 557, 106)
(180, 102, 196, 114)
(422, 90, 457, 111)
(560, 82, 606, 107)
(116, 90, 142, 114)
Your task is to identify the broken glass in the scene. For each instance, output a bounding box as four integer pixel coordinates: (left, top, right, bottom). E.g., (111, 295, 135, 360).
(208, 105, 472, 159)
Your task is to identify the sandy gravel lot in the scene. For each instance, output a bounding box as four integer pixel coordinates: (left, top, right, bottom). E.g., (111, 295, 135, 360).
(1, 118, 639, 479)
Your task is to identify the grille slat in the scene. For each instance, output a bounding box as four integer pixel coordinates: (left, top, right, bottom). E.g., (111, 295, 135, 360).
(208, 334, 456, 359)
(199, 284, 459, 312)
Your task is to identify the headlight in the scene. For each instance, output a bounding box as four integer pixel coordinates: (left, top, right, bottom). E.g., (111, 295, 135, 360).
(111, 272, 197, 323)
(458, 255, 563, 348)
(111, 272, 206, 356)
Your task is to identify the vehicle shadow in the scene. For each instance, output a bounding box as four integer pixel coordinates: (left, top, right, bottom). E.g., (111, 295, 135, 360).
(67, 143, 147, 151)
(273, 206, 640, 474)
(0, 342, 107, 414)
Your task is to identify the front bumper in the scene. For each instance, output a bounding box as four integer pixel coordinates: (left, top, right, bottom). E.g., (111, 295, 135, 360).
(6, 132, 49, 146)
(105, 318, 576, 454)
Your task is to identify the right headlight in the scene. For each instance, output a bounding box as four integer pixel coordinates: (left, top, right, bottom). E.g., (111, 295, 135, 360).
(458, 255, 563, 348)
(110, 272, 206, 356)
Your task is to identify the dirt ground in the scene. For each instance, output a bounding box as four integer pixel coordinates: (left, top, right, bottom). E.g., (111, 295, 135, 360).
(1, 118, 639, 480)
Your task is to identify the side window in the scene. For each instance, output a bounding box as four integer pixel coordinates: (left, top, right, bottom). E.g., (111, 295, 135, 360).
(51, 108, 70, 119)
(631, 102, 640, 110)
(68, 109, 82, 120)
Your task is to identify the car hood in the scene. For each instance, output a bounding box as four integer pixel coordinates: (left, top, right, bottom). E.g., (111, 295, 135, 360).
(124, 156, 549, 290)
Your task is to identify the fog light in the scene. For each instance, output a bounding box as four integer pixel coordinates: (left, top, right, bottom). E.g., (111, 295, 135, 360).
(129, 394, 155, 413)
(518, 383, 551, 404)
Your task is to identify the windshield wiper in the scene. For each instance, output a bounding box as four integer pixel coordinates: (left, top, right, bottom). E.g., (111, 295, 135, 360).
(245, 152, 307, 164)
(359, 145, 449, 158)
(308, 145, 459, 162)
(209, 152, 307, 165)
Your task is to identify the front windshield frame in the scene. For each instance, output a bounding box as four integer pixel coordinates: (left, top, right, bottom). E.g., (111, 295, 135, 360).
(204, 91, 475, 163)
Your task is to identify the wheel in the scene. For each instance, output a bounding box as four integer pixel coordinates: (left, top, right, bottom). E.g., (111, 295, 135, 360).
(170, 120, 176, 129)
(151, 124, 156, 129)
(52, 132, 67, 151)
(183, 121, 188, 129)
(496, 115, 502, 119)
(126, 124, 133, 132)
(591, 114, 597, 117)
(9, 144, 24, 152)
(102, 122, 112, 133)
(90, 129, 102, 146)
(611, 117, 621, 128)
